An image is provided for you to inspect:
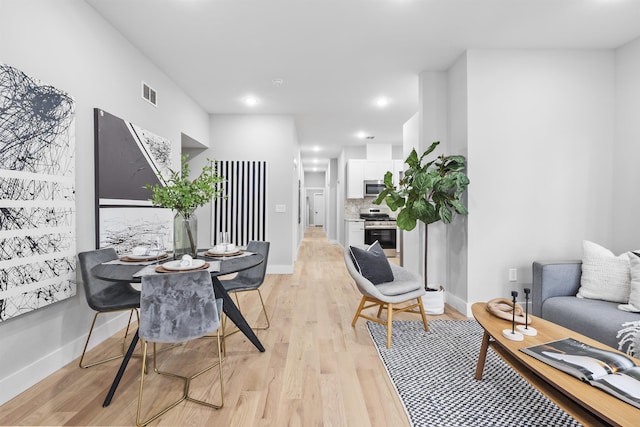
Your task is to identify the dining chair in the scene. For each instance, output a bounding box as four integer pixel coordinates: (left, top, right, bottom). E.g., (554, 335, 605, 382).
(77, 248, 140, 368)
(220, 240, 271, 331)
(344, 245, 429, 348)
(136, 270, 224, 426)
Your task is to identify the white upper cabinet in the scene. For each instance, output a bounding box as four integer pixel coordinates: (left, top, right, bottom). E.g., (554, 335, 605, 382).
(364, 160, 393, 181)
(393, 159, 404, 185)
(346, 159, 365, 198)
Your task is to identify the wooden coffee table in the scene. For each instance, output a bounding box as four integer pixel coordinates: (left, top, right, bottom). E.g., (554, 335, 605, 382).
(472, 302, 640, 427)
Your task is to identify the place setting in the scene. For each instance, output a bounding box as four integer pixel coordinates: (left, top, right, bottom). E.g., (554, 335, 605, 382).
(133, 254, 221, 278)
(105, 237, 170, 266)
(201, 232, 254, 259)
(155, 255, 210, 273)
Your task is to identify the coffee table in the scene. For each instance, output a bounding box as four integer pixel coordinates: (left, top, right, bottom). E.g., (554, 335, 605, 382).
(472, 302, 640, 427)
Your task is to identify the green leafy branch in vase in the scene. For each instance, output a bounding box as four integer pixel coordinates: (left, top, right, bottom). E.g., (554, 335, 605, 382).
(145, 155, 225, 255)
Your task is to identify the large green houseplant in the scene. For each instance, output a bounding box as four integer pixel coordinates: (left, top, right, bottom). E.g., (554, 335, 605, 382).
(146, 155, 224, 259)
(374, 141, 469, 289)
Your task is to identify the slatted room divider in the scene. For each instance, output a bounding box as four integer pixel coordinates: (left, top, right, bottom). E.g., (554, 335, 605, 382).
(212, 160, 267, 247)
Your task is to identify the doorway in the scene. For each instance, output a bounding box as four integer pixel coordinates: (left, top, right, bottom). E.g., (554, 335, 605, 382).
(313, 192, 324, 226)
(305, 187, 324, 228)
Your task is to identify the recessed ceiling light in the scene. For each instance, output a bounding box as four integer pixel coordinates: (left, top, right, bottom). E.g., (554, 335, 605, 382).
(243, 96, 258, 106)
(375, 97, 389, 107)
(312, 146, 321, 152)
(356, 131, 367, 139)
(313, 158, 318, 163)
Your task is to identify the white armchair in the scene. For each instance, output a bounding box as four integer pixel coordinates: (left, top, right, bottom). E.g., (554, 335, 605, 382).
(344, 246, 429, 348)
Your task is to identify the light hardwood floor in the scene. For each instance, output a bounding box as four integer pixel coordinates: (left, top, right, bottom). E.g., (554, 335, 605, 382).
(0, 228, 467, 426)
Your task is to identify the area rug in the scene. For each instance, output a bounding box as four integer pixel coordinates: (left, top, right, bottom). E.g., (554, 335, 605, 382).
(367, 320, 582, 427)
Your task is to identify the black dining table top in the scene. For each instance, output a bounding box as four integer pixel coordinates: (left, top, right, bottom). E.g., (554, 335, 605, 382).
(92, 252, 264, 283)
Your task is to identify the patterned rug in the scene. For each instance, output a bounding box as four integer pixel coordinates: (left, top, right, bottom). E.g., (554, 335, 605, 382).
(367, 320, 582, 427)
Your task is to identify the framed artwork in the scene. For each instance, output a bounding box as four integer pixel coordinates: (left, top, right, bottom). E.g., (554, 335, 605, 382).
(94, 109, 172, 254)
(0, 63, 76, 321)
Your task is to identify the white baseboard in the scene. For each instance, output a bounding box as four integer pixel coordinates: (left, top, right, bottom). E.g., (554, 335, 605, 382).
(445, 292, 471, 317)
(0, 312, 132, 406)
(266, 264, 293, 274)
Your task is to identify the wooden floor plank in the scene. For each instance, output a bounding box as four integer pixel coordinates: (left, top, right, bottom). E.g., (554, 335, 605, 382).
(0, 227, 466, 426)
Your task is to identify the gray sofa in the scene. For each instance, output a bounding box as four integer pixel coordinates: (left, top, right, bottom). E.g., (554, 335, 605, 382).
(532, 260, 640, 351)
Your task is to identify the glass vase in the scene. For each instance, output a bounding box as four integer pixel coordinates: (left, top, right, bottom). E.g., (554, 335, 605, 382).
(173, 212, 198, 259)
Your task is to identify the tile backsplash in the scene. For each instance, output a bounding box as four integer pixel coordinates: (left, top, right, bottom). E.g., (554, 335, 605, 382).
(345, 197, 380, 219)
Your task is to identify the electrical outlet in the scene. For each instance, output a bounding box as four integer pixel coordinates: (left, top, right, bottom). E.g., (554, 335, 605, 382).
(508, 268, 517, 282)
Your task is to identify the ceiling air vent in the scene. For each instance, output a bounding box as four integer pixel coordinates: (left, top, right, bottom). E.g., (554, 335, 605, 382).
(142, 82, 157, 107)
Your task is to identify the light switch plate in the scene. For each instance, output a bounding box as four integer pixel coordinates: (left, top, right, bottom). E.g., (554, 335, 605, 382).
(275, 204, 286, 213)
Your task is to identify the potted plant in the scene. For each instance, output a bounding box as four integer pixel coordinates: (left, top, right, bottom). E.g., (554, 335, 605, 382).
(374, 141, 469, 311)
(146, 155, 224, 259)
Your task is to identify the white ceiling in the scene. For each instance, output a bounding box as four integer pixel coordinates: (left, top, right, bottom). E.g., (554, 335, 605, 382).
(86, 0, 640, 172)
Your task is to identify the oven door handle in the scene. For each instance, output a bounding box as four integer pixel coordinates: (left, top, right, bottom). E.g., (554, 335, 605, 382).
(364, 226, 397, 230)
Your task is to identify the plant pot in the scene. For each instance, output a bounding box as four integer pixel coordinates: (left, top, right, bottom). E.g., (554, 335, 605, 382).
(421, 285, 445, 315)
(173, 212, 198, 259)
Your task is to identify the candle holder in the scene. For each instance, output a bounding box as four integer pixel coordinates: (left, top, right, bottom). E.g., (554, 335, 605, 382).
(516, 287, 537, 336)
(502, 290, 524, 341)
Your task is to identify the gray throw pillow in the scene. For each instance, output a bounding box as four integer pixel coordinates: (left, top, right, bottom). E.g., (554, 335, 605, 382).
(349, 241, 394, 285)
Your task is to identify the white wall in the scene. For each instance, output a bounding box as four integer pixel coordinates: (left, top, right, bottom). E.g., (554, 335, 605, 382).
(0, 0, 209, 404)
(305, 172, 325, 187)
(327, 158, 338, 243)
(446, 53, 469, 313)
(401, 113, 421, 275)
(614, 36, 640, 253)
(419, 71, 449, 288)
(466, 49, 616, 310)
(190, 115, 298, 274)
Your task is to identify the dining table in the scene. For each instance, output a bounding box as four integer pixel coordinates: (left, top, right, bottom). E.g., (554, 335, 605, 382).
(92, 251, 265, 407)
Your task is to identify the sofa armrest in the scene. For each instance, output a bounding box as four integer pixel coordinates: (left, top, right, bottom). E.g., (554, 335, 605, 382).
(532, 260, 582, 317)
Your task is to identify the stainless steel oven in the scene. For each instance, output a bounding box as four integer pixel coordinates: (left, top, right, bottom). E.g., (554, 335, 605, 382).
(359, 207, 397, 257)
(364, 222, 397, 257)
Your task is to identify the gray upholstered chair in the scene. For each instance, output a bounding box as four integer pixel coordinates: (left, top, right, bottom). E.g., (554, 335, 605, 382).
(220, 240, 271, 331)
(136, 270, 224, 426)
(343, 246, 429, 348)
(77, 248, 139, 368)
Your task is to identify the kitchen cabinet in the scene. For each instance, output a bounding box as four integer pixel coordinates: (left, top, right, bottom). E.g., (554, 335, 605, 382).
(346, 159, 365, 198)
(363, 160, 393, 181)
(345, 220, 365, 247)
(393, 160, 404, 185)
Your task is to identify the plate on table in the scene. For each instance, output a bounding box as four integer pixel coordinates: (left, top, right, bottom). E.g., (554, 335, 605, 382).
(205, 248, 243, 257)
(121, 252, 169, 262)
(158, 259, 207, 271)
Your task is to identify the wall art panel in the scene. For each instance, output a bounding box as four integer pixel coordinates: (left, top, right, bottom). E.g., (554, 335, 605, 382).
(0, 63, 76, 321)
(94, 109, 172, 254)
(212, 160, 267, 247)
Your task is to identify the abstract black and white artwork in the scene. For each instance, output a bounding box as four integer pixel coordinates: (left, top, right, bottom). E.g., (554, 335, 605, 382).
(212, 160, 267, 247)
(94, 109, 172, 254)
(0, 63, 76, 322)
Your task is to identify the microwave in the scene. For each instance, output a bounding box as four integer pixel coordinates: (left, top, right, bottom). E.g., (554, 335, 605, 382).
(364, 180, 385, 196)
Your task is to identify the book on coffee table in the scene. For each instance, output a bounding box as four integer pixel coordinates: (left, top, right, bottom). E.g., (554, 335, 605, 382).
(521, 338, 640, 409)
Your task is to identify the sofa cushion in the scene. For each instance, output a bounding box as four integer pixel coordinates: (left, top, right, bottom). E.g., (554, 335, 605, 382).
(542, 296, 640, 351)
(576, 240, 630, 303)
(619, 253, 640, 312)
(349, 241, 394, 285)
